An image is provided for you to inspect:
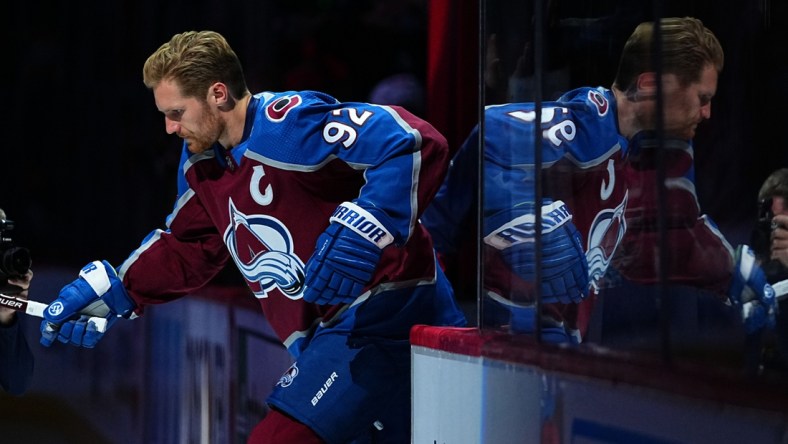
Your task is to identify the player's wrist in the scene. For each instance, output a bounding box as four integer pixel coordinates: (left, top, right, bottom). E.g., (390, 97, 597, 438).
(102, 286, 136, 318)
(78, 260, 136, 318)
(329, 201, 395, 249)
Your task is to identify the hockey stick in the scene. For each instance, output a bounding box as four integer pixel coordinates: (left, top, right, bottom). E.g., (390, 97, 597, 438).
(741, 278, 788, 375)
(0, 293, 107, 332)
(770, 279, 788, 301)
(742, 278, 788, 313)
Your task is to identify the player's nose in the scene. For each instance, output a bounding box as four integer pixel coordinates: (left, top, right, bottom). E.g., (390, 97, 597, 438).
(165, 117, 180, 135)
(699, 102, 712, 120)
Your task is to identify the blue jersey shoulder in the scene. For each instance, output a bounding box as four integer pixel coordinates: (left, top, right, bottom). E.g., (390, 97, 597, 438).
(484, 87, 624, 168)
(242, 91, 420, 170)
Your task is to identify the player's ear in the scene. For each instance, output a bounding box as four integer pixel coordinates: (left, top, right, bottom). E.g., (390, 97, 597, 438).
(208, 82, 230, 108)
(635, 72, 657, 101)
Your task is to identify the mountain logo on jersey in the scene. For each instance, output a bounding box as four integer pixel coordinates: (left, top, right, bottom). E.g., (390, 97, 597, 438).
(586, 191, 627, 291)
(224, 200, 305, 299)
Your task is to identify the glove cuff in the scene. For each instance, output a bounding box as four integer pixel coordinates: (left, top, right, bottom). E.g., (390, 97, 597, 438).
(104, 281, 136, 318)
(734, 245, 758, 281)
(78, 261, 113, 295)
(329, 202, 394, 249)
(484, 200, 572, 250)
(81, 260, 136, 318)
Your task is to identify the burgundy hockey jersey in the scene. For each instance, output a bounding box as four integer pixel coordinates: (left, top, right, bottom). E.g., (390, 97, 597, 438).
(117, 90, 452, 355)
(423, 86, 737, 338)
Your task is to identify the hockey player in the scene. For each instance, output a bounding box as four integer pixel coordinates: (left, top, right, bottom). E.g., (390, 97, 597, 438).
(421, 17, 776, 343)
(37, 31, 467, 443)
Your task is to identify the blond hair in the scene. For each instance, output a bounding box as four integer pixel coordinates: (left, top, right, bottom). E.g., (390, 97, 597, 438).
(613, 17, 724, 92)
(142, 30, 249, 101)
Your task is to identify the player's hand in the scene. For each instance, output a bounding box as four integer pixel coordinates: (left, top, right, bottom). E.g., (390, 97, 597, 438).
(770, 214, 788, 268)
(303, 202, 394, 305)
(506, 303, 571, 343)
(40, 260, 135, 348)
(728, 245, 777, 334)
(40, 315, 118, 348)
(485, 200, 589, 304)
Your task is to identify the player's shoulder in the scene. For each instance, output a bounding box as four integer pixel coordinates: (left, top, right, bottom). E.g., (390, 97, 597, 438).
(246, 90, 407, 167)
(252, 90, 399, 128)
(257, 90, 339, 107)
(483, 87, 620, 166)
(483, 86, 613, 124)
(252, 90, 338, 123)
(556, 86, 614, 120)
(558, 87, 622, 162)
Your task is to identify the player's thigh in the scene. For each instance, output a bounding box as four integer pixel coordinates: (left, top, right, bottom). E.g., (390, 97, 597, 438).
(247, 408, 323, 444)
(266, 332, 411, 443)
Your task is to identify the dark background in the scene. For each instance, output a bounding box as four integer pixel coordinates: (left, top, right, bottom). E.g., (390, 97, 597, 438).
(3, 0, 787, 275)
(2, 0, 430, 269)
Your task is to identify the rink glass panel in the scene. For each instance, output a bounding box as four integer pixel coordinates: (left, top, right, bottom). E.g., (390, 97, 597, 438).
(472, 0, 788, 384)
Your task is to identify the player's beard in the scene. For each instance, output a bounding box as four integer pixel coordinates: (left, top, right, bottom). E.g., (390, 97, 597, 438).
(662, 120, 697, 140)
(184, 104, 224, 154)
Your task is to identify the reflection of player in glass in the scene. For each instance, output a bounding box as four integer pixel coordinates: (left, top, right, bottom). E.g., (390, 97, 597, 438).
(422, 17, 775, 343)
(37, 31, 466, 443)
(0, 208, 35, 395)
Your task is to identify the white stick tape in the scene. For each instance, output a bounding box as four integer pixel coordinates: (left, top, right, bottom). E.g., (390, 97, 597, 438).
(0, 293, 107, 332)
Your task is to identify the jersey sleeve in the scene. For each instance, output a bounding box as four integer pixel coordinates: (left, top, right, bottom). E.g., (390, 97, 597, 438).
(353, 105, 451, 245)
(117, 146, 231, 313)
(424, 87, 622, 250)
(612, 137, 735, 297)
(482, 89, 621, 234)
(255, 92, 451, 246)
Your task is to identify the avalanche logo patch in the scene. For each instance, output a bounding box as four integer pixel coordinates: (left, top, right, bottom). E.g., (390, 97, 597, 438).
(586, 191, 627, 291)
(265, 94, 302, 122)
(277, 363, 299, 388)
(224, 200, 306, 299)
(588, 89, 609, 116)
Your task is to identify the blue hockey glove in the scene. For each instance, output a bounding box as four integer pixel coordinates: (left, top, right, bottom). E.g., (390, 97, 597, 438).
(507, 303, 570, 343)
(40, 260, 136, 348)
(485, 200, 589, 304)
(303, 202, 395, 305)
(728, 245, 777, 334)
(486, 293, 575, 343)
(41, 315, 118, 348)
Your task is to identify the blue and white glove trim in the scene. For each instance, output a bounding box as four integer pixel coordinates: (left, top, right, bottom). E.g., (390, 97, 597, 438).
(484, 200, 589, 304)
(484, 200, 572, 250)
(729, 245, 777, 333)
(46, 260, 135, 322)
(40, 260, 135, 348)
(79, 260, 113, 296)
(79, 260, 136, 317)
(329, 201, 395, 249)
